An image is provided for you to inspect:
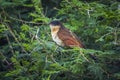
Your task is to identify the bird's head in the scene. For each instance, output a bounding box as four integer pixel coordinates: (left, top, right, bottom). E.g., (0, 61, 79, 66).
(49, 21, 63, 29)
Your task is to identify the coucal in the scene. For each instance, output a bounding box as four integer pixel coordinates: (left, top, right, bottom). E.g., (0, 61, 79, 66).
(49, 21, 84, 48)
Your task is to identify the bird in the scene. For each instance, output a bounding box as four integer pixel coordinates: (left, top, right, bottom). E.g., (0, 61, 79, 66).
(49, 20, 84, 48)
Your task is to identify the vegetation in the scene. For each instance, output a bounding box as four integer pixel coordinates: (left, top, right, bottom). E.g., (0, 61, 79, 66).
(0, 0, 120, 80)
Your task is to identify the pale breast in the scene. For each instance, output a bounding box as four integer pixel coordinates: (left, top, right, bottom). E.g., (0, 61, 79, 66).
(51, 32, 64, 46)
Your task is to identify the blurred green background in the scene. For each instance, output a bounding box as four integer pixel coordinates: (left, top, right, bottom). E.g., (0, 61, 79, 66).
(0, 0, 120, 80)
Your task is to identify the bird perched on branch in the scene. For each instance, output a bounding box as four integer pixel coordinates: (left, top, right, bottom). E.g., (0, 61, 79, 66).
(49, 21, 84, 48)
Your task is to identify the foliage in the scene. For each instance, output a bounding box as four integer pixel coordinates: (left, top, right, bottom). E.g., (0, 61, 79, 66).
(0, 0, 120, 80)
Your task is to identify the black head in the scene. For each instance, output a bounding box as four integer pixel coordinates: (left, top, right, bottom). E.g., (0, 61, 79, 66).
(49, 20, 62, 26)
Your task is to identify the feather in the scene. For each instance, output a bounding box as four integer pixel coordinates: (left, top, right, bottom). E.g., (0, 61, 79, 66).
(58, 26, 84, 48)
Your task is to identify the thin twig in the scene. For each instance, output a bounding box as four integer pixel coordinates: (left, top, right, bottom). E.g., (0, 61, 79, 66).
(114, 27, 117, 45)
(6, 34, 14, 55)
(4, 23, 28, 54)
(35, 28, 40, 39)
(9, 16, 47, 25)
(79, 49, 90, 62)
(0, 51, 11, 65)
(87, 9, 93, 18)
(86, 2, 93, 18)
(50, 54, 57, 63)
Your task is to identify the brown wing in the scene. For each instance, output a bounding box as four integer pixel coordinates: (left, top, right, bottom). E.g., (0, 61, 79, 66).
(58, 27, 84, 48)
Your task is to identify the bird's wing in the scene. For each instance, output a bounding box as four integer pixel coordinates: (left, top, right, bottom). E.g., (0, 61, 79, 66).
(70, 31, 84, 48)
(58, 27, 84, 48)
